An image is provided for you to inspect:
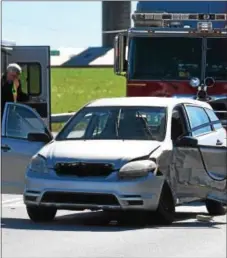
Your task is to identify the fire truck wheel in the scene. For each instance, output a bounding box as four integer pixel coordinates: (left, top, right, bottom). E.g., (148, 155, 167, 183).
(26, 205, 57, 222)
(154, 182, 175, 225)
(205, 199, 226, 216)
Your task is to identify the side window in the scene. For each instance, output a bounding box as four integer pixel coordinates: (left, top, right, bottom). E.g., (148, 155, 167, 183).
(205, 108, 223, 130)
(185, 105, 212, 136)
(5, 104, 46, 139)
(19, 63, 41, 95)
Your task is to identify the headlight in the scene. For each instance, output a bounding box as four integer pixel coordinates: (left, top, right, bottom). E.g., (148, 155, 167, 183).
(29, 155, 48, 173)
(119, 160, 157, 178)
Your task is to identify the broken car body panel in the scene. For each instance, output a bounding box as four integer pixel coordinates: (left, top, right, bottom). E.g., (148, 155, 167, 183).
(21, 97, 227, 210)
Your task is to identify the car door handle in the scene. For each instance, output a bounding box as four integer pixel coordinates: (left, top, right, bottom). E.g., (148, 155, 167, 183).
(1, 145, 11, 152)
(216, 140, 223, 146)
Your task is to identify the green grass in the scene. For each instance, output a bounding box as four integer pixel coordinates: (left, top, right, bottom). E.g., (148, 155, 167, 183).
(51, 68, 126, 114)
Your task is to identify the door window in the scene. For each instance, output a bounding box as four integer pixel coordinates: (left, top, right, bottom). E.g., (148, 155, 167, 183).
(4, 104, 47, 139)
(205, 108, 223, 130)
(185, 105, 212, 136)
(19, 63, 41, 95)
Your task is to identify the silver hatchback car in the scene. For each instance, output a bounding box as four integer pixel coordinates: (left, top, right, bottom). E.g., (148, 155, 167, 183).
(22, 97, 227, 225)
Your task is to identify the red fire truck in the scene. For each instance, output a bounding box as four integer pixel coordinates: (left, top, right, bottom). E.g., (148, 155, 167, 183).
(113, 12, 227, 129)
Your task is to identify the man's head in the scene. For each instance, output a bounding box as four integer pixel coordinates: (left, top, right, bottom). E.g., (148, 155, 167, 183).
(6, 63, 22, 81)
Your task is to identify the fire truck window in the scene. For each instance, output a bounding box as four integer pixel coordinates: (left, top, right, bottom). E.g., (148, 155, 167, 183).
(1, 49, 9, 74)
(19, 63, 41, 95)
(206, 38, 227, 81)
(1, 51, 5, 74)
(129, 37, 202, 80)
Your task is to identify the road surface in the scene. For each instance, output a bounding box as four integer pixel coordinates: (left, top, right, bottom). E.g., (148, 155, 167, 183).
(2, 194, 226, 258)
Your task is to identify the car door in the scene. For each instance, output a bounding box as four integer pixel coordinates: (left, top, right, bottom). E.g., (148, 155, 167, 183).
(1, 102, 53, 195)
(8, 46, 51, 129)
(170, 104, 202, 199)
(174, 104, 226, 202)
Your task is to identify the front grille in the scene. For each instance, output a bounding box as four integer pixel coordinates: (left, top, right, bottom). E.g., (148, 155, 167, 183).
(41, 192, 119, 206)
(54, 162, 115, 177)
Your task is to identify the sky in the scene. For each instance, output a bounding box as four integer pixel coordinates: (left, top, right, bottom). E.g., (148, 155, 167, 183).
(2, 1, 137, 49)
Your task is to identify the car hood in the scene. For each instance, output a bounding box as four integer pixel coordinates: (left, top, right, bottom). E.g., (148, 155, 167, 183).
(40, 140, 161, 169)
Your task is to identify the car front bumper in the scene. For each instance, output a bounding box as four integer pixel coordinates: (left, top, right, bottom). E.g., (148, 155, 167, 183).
(23, 170, 165, 211)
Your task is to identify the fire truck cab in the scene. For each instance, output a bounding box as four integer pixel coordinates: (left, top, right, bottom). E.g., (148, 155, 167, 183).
(114, 12, 227, 128)
(1, 41, 51, 129)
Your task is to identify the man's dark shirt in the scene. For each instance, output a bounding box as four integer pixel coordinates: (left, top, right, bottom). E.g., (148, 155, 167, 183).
(1, 74, 29, 118)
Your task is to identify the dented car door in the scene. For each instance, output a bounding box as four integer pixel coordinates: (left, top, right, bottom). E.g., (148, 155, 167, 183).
(1, 102, 53, 195)
(173, 104, 227, 202)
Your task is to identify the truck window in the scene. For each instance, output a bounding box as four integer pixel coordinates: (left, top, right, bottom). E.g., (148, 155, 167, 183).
(19, 63, 41, 95)
(1, 51, 5, 74)
(1, 48, 9, 74)
(128, 37, 202, 80)
(206, 38, 227, 81)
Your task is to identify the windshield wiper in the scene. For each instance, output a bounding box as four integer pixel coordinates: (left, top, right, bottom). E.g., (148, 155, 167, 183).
(115, 109, 121, 138)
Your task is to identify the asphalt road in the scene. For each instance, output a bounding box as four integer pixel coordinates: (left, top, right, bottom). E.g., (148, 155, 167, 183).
(1, 194, 226, 258)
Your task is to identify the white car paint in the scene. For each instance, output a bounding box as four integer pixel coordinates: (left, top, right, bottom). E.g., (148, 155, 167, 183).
(2, 98, 226, 203)
(39, 140, 161, 169)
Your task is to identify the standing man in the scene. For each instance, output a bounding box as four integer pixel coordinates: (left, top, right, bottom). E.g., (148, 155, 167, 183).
(1, 63, 29, 119)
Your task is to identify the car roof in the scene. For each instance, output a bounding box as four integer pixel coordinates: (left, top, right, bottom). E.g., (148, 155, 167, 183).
(87, 97, 212, 109)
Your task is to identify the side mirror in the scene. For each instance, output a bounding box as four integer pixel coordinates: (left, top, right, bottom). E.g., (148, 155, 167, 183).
(175, 136, 198, 148)
(114, 33, 127, 76)
(27, 132, 51, 143)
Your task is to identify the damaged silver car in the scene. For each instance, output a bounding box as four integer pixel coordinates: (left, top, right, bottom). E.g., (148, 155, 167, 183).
(22, 97, 227, 225)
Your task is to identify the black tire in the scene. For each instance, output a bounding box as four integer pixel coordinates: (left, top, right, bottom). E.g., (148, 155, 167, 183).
(26, 205, 57, 223)
(153, 182, 175, 225)
(205, 199, 226, 216)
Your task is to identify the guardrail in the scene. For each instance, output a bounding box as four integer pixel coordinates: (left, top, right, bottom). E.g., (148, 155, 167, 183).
(51, 112, 75, 123)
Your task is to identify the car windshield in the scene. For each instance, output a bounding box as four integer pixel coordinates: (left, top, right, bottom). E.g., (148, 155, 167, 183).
(129, 37, 202, 80)
(206, 38, 227, 81)
(56, 106, 167, 141)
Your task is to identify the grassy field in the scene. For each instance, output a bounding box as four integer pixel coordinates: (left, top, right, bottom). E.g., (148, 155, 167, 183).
(51, 68, 126, 114)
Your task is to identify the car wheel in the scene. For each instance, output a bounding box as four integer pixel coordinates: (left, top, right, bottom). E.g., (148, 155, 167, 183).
(205, 199, 226, 216)
(153, 182, 175, 225)
(26, 205, 57, 222)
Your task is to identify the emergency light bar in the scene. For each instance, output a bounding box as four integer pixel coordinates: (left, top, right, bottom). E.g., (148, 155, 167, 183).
(132, 12, 227, 22)
(133, 13, 227, 28)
